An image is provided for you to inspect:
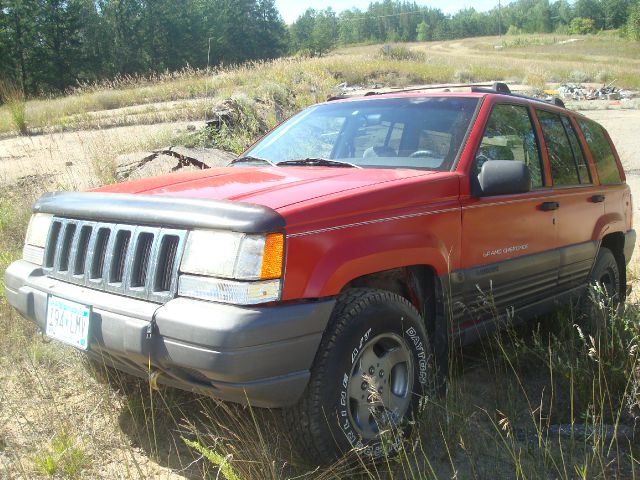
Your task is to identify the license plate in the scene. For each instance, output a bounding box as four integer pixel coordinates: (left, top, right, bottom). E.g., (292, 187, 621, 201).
(46, 296, 91, 350)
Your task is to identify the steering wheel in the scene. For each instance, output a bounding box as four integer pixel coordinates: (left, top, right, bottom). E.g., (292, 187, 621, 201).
(408, 150, 434, 158)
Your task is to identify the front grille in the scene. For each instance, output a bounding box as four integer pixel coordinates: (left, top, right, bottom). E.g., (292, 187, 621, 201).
(43, 218, 187, 303)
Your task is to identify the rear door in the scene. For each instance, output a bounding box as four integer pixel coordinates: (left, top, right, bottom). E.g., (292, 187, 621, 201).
(575, 117, 630, 238)
(535, 109, 604, 291)
(459, 102, 559, 331)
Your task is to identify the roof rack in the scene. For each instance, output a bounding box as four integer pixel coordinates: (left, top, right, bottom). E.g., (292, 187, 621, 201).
(471, 82, 566, 108)
(327, 82, 497, 101)
(329, 81, 567, 109)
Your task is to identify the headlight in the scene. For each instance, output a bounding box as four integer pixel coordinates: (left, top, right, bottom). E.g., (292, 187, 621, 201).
(23, 213, 53, 265)
(179, 229, 284, 305)
(180, 230, 284, 280)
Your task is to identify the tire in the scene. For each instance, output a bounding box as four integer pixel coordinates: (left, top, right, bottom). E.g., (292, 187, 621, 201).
(578, 247, 622, 334)
(285, 288, 435, 465)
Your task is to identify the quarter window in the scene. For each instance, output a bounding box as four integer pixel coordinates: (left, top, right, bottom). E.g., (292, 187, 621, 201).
(577, 118, 622, 184)
(474, 104, 544, 188)
(537, 110, 590, 187)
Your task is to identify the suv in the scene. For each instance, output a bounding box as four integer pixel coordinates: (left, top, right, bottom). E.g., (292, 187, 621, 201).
(4, 83, 635, 464)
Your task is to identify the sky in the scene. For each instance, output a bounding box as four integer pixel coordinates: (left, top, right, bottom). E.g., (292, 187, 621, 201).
(274, 0, 502, 24)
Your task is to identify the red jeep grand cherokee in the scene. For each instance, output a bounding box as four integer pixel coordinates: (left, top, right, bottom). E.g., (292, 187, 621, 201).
(5, 83, 635, 463)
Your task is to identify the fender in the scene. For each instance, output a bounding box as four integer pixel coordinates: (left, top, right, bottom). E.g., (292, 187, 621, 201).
(592, 211, 625, 241)
(281, 209, 460, 299)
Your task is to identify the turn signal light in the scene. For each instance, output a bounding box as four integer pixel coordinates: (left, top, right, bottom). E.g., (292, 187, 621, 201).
(260, 233, 284, 279)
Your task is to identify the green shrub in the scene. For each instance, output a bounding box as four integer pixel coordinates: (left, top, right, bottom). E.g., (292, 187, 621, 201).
(380, 45, 426, 62)
(570, 17, 595, 35)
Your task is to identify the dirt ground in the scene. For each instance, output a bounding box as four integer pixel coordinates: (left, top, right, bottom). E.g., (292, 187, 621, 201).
(0, 121, 199, 190)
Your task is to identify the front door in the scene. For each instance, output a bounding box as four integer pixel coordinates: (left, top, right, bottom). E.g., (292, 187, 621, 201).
(457, 103, 559, 335)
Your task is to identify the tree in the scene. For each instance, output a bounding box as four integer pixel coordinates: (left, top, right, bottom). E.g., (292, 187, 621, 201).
(254, 0, 288, 59)
(628, 1, 640, 40)
(312, 8, 337, 55)
(416, 20, 429, 41)
(289, 8, 316, 52)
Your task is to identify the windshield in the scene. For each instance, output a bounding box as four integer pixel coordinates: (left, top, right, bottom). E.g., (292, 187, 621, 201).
(243, 96, 479, 170)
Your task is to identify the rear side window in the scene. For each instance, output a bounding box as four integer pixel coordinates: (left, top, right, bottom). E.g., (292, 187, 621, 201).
(537, 110, 591, 187)
(474, 104, 544, 188)
(577, 118, 622, 184)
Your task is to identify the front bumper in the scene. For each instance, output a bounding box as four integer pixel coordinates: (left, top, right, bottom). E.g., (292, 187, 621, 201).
(4, 259, 335, 407)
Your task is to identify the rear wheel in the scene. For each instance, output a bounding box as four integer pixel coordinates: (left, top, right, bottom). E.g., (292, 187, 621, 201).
(578, 247, 622, 334)
(285, 288, 435, 465)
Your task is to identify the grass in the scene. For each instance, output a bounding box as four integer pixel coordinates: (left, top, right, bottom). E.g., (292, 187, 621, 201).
(1, 33, 639, 136)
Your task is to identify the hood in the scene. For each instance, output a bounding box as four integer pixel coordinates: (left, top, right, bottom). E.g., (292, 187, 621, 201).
(94, 166, 437, 210)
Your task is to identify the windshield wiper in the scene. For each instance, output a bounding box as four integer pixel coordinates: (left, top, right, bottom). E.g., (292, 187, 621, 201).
(277, 158, 362, 168)
(228, 155, 278, 167)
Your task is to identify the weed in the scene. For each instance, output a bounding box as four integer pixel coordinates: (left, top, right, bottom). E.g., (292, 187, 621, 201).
(183, 438, 242, 480)
(33, 429, 88, 478)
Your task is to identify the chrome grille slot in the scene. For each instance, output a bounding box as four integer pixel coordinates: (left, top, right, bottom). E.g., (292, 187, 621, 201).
(43, 218, 186, 303)
(91, 228, 110, 280)
(73, 225, 92, 276)
(131, 232, 154, 288)
(109, 230, 131, 284)
(155, 235, 179, 293)
(57, 223, 77, 272)
(44, 221, 62, 268)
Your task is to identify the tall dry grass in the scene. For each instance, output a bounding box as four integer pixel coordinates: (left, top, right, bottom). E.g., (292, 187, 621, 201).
(0, 79, 28, 135)
(1, 33, 639, 136)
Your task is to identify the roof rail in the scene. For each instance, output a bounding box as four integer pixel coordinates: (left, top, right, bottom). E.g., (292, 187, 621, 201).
(327, 82, 568, 110)
(470, 81, 511, 94)
(472, 82, 567, 109)
(327, 82, 497, 101)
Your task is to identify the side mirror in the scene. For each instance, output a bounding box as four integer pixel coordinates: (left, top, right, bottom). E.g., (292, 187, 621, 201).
(475, 160, 531, 196)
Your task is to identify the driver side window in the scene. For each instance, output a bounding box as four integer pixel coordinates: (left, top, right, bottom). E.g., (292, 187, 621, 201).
(474, 104, 544, 189)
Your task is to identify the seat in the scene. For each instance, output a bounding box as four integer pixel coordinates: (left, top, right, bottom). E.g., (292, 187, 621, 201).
(362, 146, 396, 158)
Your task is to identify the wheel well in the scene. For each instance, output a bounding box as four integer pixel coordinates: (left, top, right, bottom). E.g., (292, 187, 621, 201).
(601, 232, 626, 296)
(341, 265, 448, 379)
(341, 266, 439, 333)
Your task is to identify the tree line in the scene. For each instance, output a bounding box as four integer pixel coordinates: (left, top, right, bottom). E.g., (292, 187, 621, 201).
(0, 0, 286, 95)
(1, 0, 639, 97)
(290, 0, 638, 54)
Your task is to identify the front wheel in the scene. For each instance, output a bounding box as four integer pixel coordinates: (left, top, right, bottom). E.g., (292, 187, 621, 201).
(285, 288, 435, 465)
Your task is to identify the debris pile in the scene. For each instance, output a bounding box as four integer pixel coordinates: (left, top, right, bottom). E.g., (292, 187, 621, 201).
(555, 82, 637, 101)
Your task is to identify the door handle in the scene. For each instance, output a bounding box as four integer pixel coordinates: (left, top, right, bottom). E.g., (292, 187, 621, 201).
(591, 194, 605, 203)
(540, 201, 560, 211)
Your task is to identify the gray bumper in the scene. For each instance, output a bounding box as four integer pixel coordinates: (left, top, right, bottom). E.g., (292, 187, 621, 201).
(4, 259, 335, 407)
